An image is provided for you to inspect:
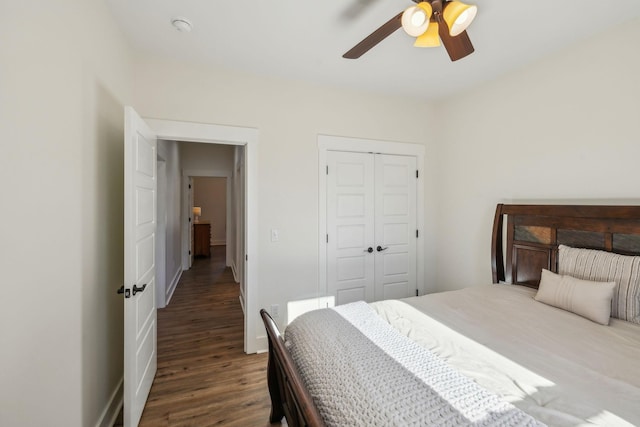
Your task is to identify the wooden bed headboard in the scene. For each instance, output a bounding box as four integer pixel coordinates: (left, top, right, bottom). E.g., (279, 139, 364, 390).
(491, 204, 640, 288)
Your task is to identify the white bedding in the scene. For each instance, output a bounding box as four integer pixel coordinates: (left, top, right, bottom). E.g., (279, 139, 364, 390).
(371, 284, 640, 427)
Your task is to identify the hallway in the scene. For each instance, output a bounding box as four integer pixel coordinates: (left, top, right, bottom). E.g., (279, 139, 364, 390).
(132, 246, 275, 426)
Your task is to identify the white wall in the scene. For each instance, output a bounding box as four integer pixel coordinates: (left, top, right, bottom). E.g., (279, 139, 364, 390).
(434, 18, 640, 292)
(134, 56, 437, 337)
(0, 1, 132, 426)
(158, 140, 183, 303)
(181, 141, 235, 173)
(233, 146, 246, 295)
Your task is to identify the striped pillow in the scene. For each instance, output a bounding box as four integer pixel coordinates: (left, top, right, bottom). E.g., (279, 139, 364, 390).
(558, 245, 640, 324)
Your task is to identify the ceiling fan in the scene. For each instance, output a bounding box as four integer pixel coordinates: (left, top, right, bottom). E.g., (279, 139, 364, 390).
(343, 0, 477, 61)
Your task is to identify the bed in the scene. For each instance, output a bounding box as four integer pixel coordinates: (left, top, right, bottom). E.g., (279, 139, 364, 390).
(260, 204, 640, 426)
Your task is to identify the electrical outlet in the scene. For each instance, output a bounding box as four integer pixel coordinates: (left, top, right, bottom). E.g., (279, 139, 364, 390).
(270, 304, 279, 318)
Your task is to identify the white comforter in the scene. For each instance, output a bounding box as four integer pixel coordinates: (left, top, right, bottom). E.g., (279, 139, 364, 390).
(371, 284, 640, 427)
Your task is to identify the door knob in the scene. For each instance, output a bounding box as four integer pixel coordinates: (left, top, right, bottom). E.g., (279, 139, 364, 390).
(376, 245, 388, 252)
(365, 247, 373, 253)
(133, 283, 147, 296)
(117, 285, 131, 298)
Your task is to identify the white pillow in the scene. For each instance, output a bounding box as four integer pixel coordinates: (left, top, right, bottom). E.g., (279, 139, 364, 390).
(558, 245, 640, 324)
(535, 269, 616, 325)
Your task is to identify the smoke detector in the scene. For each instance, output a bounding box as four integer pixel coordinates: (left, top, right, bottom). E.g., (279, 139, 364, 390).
(171, 17, 193, 33)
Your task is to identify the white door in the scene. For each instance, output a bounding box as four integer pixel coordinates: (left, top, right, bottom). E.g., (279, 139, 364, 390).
(374, 155, 417, 300)
(326, 151, 375, 305)
(326, 151, 417, 305)
(124, 106, 157, 427)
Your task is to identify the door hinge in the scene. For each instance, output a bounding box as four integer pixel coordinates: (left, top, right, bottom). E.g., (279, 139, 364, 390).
(326, 234, 329, 243)
(416, 229, 419, 238)
(189, 184, 191, 189)
(189, 217, 191, 223)
(416, 170, 419, 178)
(189, 250, 191, 255)
(416, 289, 419, 297)
(246, 254, 248, 261)
(326, 165, 328, 175)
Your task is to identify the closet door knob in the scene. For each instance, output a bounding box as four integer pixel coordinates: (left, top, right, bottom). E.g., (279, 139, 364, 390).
(365, 247, 374, 253)
(376, 246, 388, 252)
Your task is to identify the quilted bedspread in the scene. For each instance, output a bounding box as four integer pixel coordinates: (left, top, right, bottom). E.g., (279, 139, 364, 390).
(284, 301, 544, 427)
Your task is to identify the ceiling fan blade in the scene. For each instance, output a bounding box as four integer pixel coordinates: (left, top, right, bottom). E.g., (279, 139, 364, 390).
(343, 12, 403, 59)
(437, 18, 474, 61)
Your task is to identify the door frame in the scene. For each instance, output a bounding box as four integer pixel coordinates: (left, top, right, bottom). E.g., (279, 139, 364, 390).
(318, 134, 426, 300)
(182, 170, 232, 269)
(145, 118, 260, 354)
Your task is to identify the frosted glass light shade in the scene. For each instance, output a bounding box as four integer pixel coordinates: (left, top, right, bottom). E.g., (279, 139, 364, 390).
(192, 207, 201, 216)
(401, 2, 433, 37)
(414, 22, 440, 47)
(443, 1, 477, 36)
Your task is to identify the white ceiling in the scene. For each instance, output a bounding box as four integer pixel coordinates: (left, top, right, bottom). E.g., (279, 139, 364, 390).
(105, 0, 640, 100)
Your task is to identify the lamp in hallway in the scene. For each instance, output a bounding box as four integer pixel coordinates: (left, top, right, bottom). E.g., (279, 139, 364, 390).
(192, 206, 201, 223)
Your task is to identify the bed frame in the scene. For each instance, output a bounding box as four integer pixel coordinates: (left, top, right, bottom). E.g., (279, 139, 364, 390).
(261, 203, 640, 426)
(491, 204, 640, 288)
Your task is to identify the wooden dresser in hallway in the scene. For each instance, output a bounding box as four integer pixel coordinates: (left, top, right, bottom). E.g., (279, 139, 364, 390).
(193, 221, 211, 257)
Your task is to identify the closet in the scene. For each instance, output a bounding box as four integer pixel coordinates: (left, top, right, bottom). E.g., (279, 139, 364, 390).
(326, 151, 417, 306)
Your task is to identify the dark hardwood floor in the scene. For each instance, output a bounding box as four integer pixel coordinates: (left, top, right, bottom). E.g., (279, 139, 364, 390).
(115, 246, 282, 426)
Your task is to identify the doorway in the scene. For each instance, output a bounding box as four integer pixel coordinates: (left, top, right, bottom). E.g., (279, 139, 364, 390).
(124, 110, 260, 427)
(144, 118, 259, 354)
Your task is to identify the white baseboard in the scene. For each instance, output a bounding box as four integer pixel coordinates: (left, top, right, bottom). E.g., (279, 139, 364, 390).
(230, 260, 239, 283)
(165, 267, 183, 305)
(256, 335, 268, 353)
(239, 294, 245, 314)
(95, 377, 123, 427)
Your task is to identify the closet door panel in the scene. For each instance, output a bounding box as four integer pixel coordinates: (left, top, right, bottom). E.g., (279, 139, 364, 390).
(327, 151, 375, 305)
(374, 155, 417, 301)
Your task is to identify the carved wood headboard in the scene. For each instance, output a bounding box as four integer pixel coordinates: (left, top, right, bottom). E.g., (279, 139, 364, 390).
(491, 204, 640, 288)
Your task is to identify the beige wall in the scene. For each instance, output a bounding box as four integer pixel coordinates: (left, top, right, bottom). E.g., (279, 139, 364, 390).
(433, 17, 640, 292)
(194, 177, 227, 246)
(134, 56, 437, 332)
(0, 1, 132, 426)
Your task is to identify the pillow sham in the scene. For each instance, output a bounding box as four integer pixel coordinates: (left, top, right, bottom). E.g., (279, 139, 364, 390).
(535, 269, 616, 325)
(558, 245, 640, 324)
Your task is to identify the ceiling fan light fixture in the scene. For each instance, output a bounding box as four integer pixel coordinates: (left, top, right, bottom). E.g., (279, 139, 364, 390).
(442, 1, 477, 36)
(401, 2, 432, 37)
(414, 22, 440, 47)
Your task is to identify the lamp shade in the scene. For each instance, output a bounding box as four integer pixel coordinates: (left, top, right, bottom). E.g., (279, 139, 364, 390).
(414, 22, 440, 47)
(443, 1, 477, 36)
(192, 207, 201, 216)
(401, 2, 432, 37)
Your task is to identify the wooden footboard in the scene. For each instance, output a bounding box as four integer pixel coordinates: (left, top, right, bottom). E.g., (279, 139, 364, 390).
(260, 309, 325, 427)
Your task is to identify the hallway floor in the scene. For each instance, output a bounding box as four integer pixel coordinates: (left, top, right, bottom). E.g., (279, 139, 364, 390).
(116, 246, 280, 426)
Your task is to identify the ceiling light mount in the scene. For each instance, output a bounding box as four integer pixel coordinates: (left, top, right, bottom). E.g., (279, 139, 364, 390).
(171, 17, 193, 33)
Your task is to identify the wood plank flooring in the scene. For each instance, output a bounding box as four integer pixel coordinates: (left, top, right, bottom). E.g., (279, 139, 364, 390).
(116, 246, 283, 426)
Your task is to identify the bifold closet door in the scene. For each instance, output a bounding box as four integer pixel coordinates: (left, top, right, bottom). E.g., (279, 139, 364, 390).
(326, 151, 417, 306)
